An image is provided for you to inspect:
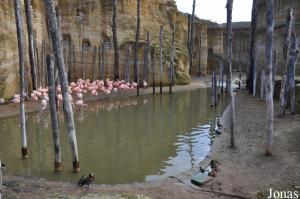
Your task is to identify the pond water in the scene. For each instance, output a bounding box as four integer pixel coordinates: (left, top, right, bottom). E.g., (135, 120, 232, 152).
(0, 88, 228, 184)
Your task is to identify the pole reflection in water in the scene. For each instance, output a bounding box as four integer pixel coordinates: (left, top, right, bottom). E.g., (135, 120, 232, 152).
(0, 88, 228, 184)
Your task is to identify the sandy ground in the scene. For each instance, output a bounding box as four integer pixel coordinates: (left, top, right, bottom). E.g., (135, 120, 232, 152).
(1, 75, 300, 199)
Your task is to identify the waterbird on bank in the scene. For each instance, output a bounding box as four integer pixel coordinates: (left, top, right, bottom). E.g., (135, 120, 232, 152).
(1, 162, 6, 172)
(78, 173, 95, 187)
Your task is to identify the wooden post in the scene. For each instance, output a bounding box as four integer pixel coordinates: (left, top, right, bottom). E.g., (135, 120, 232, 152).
(81, 44, 84, 79)
(272, 50, 277, 95)
(43, 0, 80, 172)
(112, 0, 119, 80)
(211, 71, 215, 107)
(24, 0, 37, 91)
(159, 26, 163, 94)
(260, 70, 265, 100)
(14, 0, 29, 159)
(221, 61, 224, 93)
(92, 46, 97, 81)
(144, 31, 150, 83)
(170, 28, 175, 94)
(280, 8, 294, 115)
(189, 0, 196, 76)
(125, 44, 131, 82)
(73, 44, 77, 81)
(100, 42, 105, 80)
(288, 33, 298, 115)
(134, 0, 141, 84)
(265, 0, 274, 156)
(47, 54, 62, 172)
(41, 39, 46, 87)
(226, 0, 236, 148)
(152, 48, 155, 95)
(198, 33, 202, 76)
(248, 0, 258, 95)
(35, 43, 41, 87)
(215, 69, 218, 104)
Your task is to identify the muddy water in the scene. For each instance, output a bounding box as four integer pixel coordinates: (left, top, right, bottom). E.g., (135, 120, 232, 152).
(0, 89, 228, 184)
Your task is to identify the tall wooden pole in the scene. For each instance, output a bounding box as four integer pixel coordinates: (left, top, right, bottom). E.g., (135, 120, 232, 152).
(265, 0, 274, 156)
(248, 0, 258, 95)
(24, 0, 37, 91)
(198, 33, 202, 76)
(170, 28, 175, 93)
(92, 46, 97, 81)
(159, 26, 163, 94)
(101, 42, 105, 80)
(112, 0, 119, 80)
(73, 44, 77, 81)
(189, 0, 196, 76)
(15, 0, 29, 159)
(226, 0, 236, 148)
(43, 0, 80, 172)
(187, 14, 191, 49)
(125, 44, 131, 82)
(47, 54, 62, 172)
(152, 48, 156, 95)
(134, 0, 141, 94)
(272, 50, 277, 96)
(288, 33, 298, 115)
(144, 31, 150, 83)
(280, 9, 294, 115)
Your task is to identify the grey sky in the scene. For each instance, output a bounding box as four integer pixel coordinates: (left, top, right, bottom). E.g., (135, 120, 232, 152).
(175, 0, 253, 24)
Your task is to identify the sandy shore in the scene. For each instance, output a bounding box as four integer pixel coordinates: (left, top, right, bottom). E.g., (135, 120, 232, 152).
(1, 76, 300, 199)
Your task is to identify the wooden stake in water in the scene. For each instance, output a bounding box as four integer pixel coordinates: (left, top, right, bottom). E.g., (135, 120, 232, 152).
(112, 0, 119, 80)
(43, 0, 80, 172)
(47, 54, 62, 172)
(265, 0, 274, 156)
(73, 44, 77, 81)
(169, 28, 175, 94)
(189, 0, 196, 75)
(272, 50, 277, 96)
(0, 160, 2, 199)
(14, 0, 28, 159)
(211, 71, 215, 107)
(134, 0, 141, 94)
(24, 0, 37, 91)
(125, 44, 131, 82)
(92, 46, 97, 81)
(226, 0, 236, 148)
(159, 26, 163, 94)
(143, 31, 150, 83)
(152, 48, 156, 95)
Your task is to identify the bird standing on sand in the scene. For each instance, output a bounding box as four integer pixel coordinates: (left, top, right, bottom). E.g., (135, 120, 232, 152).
(1, 162, 6, 172)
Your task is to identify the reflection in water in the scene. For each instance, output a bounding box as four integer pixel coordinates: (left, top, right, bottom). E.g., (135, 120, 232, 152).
(0, 88, 228, 184)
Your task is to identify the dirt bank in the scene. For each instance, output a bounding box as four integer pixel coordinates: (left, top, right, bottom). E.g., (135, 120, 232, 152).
(1, 78, 300, 199)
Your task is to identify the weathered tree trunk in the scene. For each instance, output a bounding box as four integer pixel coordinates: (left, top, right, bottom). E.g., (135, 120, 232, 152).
(159, 26, 163, 94)
(198, 33, 202, 76)
(46, 54, 62, 172)
(112, 0, 119, 80)
(265, 0, 274, 156)
(43, 0, 80, 172)
(280, 8, 294, 115)
(100, 42, 105, 80)
(248, 0, 258, 94)
(287, 33, 298, 115)
(272, 50, 277, 96)
(92, 46, 97, 81)
(152, 48, 156, 95)
(260, 70, 266, 100)
(211, 70, 215, 107)
(169, 28, 175, 93)
(134, 0, 141, 84)
(72, 44, 76, 81)
(226, 0, 236, 148)
(24, 0, 37, 91)
(14, 0, 28, 159)
(143, 31, 150, 83)
(189, 0, 196, 75)
(125, 44, 131, 82)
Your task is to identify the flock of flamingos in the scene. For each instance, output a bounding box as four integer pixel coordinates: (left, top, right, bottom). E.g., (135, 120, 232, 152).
(10, 79, 148, 110)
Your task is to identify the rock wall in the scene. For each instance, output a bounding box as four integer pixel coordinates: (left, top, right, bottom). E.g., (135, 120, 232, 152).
(256, 0, 300, 77)
(0, 0, 251, 99)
